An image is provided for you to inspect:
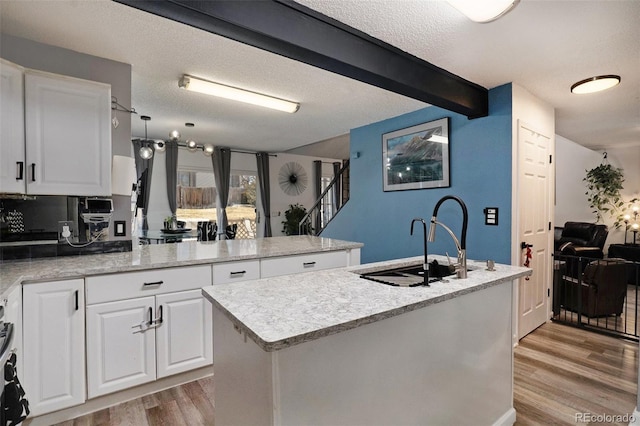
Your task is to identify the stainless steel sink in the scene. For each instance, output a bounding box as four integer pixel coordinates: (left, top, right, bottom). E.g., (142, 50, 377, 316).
(359, 262, 471, 287)
(360, 264, 446, 287)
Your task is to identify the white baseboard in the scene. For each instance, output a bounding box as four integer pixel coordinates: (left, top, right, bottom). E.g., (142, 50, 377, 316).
(629, 407, 640, 425)
(493, 407, 517, 426)
(23, 366, 213, 426)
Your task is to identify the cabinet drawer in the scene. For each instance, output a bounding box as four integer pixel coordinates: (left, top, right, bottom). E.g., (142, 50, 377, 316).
(212, 260, 260, 285)
(261, 251, 347, 278)
(86, 265, 212, 305)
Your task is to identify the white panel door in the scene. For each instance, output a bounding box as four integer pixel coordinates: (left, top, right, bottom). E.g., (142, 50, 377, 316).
(156, 290, 213, 378)
(86, 297, 156, 398)
(24, 70, 111, 196)
(517, 121, 552, 339)
(0, 59, 26, 194)
(23, 279, 85, 416)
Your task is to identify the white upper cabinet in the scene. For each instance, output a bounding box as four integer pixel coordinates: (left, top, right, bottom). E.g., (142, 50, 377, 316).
(23, 69, 111, 196)
(0, 59, 26, 194)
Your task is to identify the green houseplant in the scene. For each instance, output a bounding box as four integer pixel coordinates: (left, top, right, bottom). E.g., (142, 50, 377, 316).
(282, 203, 310, 235)
(584, 161, 637, 229)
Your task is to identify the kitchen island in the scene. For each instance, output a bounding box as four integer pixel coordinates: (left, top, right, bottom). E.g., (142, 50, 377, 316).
(202, 256, 531, 425)
(0, 236, 362, 425)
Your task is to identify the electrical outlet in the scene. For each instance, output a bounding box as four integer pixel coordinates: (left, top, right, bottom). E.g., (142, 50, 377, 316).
(58, 221, 74, 242)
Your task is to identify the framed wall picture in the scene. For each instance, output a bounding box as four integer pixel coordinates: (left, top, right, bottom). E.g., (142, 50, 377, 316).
(382, 117, 450, 191)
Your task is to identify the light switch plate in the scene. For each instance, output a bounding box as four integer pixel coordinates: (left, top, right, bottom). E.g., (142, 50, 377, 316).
(483, 207, 499, 226)
(114, 220, 126, 237)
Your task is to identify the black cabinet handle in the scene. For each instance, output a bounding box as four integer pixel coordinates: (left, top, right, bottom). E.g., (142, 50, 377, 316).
(74, 290, 79, 311)
(303, 261, 316, 267)
(31, 163, 36, 181)
(157, 305, 163, 324)
(143, 280, 163, 286)
(229, 271, 246, 276)
(16, 162, 24, 180)
(148, 307, 153, 325)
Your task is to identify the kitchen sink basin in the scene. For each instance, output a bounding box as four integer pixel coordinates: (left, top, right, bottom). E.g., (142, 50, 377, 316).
(359, 261, 472, 287)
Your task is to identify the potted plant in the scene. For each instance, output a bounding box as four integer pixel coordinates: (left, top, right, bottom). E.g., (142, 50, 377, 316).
(584, 161, 637, 229)
(282, 203, 310, 235)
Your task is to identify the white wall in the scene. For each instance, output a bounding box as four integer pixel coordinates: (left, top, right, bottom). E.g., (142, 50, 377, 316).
(268, 153, 340, 237)
(554, 135, 601, 225)
(596, 145, 640, 247)
(554, 136, 640, 249)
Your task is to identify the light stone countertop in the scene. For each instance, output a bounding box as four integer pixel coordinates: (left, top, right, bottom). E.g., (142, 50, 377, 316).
(0, 236, 363, 297)
(202, 256, 532, 352)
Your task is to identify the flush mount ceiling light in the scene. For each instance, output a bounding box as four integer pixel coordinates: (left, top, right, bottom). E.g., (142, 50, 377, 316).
(178, 75, 300, 113)
(446, 0, 520, 23)
(571, 75, 621, 94)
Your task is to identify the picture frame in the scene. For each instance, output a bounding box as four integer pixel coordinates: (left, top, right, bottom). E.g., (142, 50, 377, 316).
(382, 117, 450, 192)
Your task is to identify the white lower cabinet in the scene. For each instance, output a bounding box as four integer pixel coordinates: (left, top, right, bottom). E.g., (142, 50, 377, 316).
(86, 297, 156, 398)
(85, 266, 213, 399)
(22, 279, 85, 416)
(156, 289, 213, 378)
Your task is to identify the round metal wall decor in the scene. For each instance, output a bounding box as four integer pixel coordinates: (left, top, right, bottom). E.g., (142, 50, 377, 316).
(278, 162, 308, 196)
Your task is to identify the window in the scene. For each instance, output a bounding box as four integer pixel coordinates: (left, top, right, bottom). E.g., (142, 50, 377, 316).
(176, 170, 257, 239)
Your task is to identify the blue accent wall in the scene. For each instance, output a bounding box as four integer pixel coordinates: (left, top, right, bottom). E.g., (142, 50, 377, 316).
(322, 84, 513, 264)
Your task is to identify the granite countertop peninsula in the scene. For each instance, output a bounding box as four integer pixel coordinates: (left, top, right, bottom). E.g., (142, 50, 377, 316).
(202, 255, 532, 352)
(0, 236, 363, 296)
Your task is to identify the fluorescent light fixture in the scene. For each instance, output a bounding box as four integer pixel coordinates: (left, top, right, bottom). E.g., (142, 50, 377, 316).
(571, 75, 621, 94)
(446, 0, 520, 23)
(179, 75, 300, 113)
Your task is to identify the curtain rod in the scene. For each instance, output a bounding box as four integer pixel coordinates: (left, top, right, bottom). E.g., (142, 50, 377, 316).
(132, 139, 276, 157)
(230, 149, 277, 157)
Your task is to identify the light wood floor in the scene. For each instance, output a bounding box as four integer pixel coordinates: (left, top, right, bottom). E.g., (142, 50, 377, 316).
(514, 322, 637, 425)
(55, 322, 638, 426)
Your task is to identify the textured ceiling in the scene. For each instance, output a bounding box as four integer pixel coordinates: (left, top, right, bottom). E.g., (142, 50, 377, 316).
(1, 0, 638, 153)
(295, 0, 640, 150)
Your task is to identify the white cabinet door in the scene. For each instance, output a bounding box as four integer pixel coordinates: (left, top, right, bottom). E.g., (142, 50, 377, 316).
(0, 59, 26, 194)
(22, 279, 85, 416)
(24, 70, 111, 196)
(156, 290, 213, 378)
(86, 297, 156, 399)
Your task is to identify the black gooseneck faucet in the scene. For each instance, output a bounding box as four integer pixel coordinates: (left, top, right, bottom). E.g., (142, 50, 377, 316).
(428, 195, 469, 279)
(410, 218, 429, 286)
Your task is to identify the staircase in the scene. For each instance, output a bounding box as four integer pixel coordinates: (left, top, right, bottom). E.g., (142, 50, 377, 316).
(299, 160, 350, 236)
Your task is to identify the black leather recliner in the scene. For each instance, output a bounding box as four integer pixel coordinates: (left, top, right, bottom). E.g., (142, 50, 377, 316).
(560, 258, 628, 317)
(555, 222, 609, 281)
(555, 221, 608, 259)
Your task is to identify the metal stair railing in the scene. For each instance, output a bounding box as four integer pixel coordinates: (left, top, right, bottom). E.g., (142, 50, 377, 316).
(299, 160, 350, 235)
